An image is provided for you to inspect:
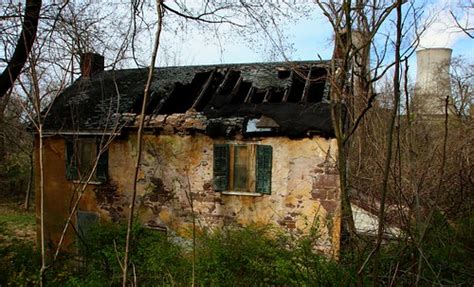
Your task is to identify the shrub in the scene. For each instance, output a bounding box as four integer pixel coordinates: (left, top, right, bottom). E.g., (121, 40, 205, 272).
(352, 213, 474, 286)
(195, 225, 353, 286)
(64, 223, 352, 286)
(3, 213, 472, 286)
(0, 243, 39, 286)
(68, 223, 190, 286)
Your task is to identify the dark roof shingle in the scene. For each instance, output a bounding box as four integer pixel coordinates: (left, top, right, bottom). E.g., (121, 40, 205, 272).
(43, 61, 335, 137)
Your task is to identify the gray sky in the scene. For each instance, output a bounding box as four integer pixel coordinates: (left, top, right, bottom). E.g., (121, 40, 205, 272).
(154, 0, 472, 67)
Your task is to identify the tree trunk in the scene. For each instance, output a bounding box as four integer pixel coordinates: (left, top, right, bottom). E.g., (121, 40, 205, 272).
(0, 0, 42, 98)
(372, 0, 403, 281)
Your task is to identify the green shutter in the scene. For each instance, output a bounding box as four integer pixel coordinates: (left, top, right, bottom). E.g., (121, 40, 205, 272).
(66, 140, 78, 180)
(213, 144, 229, 191)
(96, 143, 108, 182)
(256, 145, 272, 194)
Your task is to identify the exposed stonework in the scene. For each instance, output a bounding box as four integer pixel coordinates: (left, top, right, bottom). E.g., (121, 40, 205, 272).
(111, 135, 339, 255)
(132, 111, 245, 138)
(94, 183, 128, 222)
(36, 134, 341, 256)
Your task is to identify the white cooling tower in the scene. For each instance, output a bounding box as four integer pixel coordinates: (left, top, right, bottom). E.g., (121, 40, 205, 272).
(414, 48, 452, 115)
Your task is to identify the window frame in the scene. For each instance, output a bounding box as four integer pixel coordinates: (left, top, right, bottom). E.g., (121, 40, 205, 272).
(65, 137, 108, 184)
(213, 143, 272, 195)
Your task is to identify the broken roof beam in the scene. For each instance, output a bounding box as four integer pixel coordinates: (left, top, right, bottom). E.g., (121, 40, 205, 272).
(228, 76, 243, 103)
(262, 88, 272, 103)
(244, 86, 255, 103)
(282, 70, 294, 102)
(301, 67, 313, 102)
(150, 84, 177, 116)
(214, 69, 232, 95)
(209, 69, 235, 107)
(191, 69, 216, 111)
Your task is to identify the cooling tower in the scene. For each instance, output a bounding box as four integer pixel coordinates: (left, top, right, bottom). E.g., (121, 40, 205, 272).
(414, 48, 452, 115)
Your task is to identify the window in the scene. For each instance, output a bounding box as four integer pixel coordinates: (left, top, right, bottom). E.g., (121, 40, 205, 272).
(213, 144, 272, 194)
(66, 138, 108, 183)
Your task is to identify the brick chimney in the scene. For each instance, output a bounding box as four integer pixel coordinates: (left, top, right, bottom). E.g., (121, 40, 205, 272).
(80, 53, 104, 78)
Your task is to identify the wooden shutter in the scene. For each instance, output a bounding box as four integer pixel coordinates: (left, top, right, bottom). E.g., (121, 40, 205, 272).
(213, 144, 229, 191)
(66, 140, 78, 180)
(96, 143, 108, 182)
(256, 145, 272, 194)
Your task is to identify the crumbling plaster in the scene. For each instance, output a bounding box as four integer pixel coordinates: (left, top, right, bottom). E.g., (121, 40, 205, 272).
(111, 134, 340, 254)
(37, 133, 341, 255)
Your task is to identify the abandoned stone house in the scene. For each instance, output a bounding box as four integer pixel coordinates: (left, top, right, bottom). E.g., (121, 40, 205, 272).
(36, 53, 342, 255)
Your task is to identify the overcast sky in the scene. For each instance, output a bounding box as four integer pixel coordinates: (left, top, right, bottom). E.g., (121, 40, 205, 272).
(154, 0, 472, 69)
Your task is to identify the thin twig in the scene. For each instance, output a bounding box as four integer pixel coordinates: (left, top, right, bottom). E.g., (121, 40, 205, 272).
(122, 1, 163, 285)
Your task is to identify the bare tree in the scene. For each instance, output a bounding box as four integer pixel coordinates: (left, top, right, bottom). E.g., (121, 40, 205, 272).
(450, 57, 473, 117)
(313, 0, 407, 248)
(450, 0, 474, 39)
(1, 1, 154, 284)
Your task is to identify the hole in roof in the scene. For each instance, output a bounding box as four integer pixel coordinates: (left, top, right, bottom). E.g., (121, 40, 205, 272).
(219, 70, 241, 95)
(131, 94, 144, 113)
(158, 71, 214, 114)
(278, 70, 291, 79)
(145, 91, 162, 114)
(268, 89, 284, 103)
(307, 68, 327, 103)
(245, 118, 272, 133)
(287, 70, 306, 103)
(250, 89, 266, 104)
(210, 70, 241, 108)
(194, 71, 224, 112)
(157, 83, 187, 114)
(231, 81, 252, 104)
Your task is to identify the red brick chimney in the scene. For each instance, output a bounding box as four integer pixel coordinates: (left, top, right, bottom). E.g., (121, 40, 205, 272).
(80, 53, 104, 78)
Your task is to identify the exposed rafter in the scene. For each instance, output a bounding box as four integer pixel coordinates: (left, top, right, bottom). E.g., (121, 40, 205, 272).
(282, 71, 295, 102)
(229, 76, 243, 103)
(151, 84, 177, 116)
(263, 88, 272, 103)
(244, 86, 255, 103)
(214, 69, 232, 95)
(301, 67, 313, 102)
(191, 69, 216, 110)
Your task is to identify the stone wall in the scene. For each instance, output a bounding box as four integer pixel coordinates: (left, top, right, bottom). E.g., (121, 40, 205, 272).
(37, 134, 341, 256)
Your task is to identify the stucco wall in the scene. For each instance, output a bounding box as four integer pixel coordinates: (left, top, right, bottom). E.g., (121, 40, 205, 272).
(34, 136, 97, 250)
(36, 134, 341, 255)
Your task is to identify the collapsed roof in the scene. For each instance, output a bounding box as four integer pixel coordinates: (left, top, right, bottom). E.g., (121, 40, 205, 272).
(43, 61, 335, 137)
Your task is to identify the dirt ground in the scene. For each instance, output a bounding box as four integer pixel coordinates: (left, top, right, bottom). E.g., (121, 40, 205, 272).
(0, 201, 36, 246)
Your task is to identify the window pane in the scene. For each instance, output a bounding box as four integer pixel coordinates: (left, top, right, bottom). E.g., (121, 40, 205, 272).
(233, 146, 248, 191)
(78, 139, 96, 176)
(66, 140, 78, 180)
(213, 144, 230, 191)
